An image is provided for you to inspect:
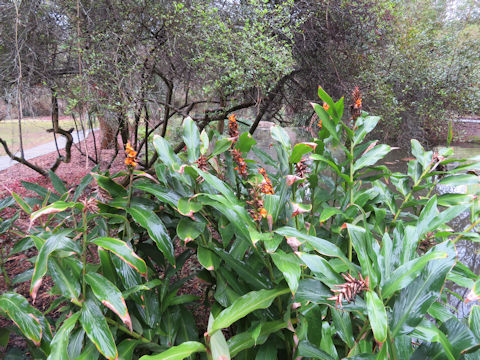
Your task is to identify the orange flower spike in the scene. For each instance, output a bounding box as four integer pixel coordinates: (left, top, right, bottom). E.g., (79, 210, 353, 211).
(355, 98, 362, 107)
(317, 118, 322, 129)
(125, 141, 137, 168)
(259, 208, 268, 218)
(322, 102, 330, 111)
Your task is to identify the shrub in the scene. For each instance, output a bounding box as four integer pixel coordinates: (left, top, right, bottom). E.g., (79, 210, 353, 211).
(1, 88, 480, 359)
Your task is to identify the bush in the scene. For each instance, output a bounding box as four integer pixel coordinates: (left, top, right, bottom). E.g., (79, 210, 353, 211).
(1, 88, 480, 359)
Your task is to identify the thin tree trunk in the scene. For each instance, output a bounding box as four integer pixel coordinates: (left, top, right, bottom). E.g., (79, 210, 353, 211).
(13, 1, 24, 159)
(77, 0, 89, 169)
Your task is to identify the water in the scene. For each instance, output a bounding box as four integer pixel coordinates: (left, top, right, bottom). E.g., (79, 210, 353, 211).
(252, 122, 480, 318)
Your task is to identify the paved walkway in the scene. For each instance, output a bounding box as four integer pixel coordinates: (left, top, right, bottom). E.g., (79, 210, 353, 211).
(0, 129, 98, 171)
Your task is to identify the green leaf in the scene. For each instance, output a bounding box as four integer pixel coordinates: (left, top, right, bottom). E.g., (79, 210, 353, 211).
(126, 205, 174, 266)
(275, 227, 354, 270)
(391, 241, 456, 336)
(80, 297, 117, 360)
(30, 233, 81, 302)
(85, 273, 132, 331)
(153, 134, 181, 169)
(365, 291, 387, 343)
(438, 174, 480, 186)
(48, 259, 81, 303)
(182, 117, 201, 162)
(353, 116, 381, 146)
(411, 139, 433, 169)
(200, 130, 209, 155)
(331, 307, 354, 348)
(270, 250, 301, 294)
(297, 253, 343, 288)
(0, 293, 43, 346)
(317, 86, 336, 117)
(319, 207, 343, 223)
(177, 197, 203, 218)
(469, 305, 480, 339)
(295, 279, 332, 303)
(211, 138, 234, 158)
(312, 103, 339, 141)
(193, 168, 238, 204)
(382, 250, 449, 299)
(73, 171, 94, 201)
(47, 312, 80, 360)
(176, 218, 205, 243)
(92, 174, 127, 198)
(198, 246, 221, 271)
(30, 201, 78, 225)
(92, 237, 147, 275)
(133, 182, 181, 208)
(289, 143, 316, 163)
(236, 132, 256, 153)
(139, 341, 206, 360)
(227, 320, 287, 357)
(48, 170, 67, 194)
(270, 125, 291, 150)
(209, 287, 290, 335)
(117, 339, 140, 360)
(353, 144, 391, 172)
(297, 341, 335, 360)
(208, 313, 231, 360)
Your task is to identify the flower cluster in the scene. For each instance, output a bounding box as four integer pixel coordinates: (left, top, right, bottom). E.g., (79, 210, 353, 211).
(228, 113, 239, 139)
(295, 158, 309, 180)
(232, 149, 248, 179)
(259, 168, 274, 195)
(327, 272, 369, 309)
(350, 86, 362, 123)
(125, 141, 137, 168)
(246, 186, 268, 222)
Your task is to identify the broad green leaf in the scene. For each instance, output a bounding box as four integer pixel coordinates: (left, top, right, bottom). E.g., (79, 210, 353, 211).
(275, 226, 355, 270)
(289, 143, 316, 163)
(208, 313, 231, 360)
(438, 174, 480, 186)
(153, 134, 181, 169)
(347, 224, 377, 288)
(270, 250, 301, 294)
(319, 207, 343, 223)
(80, 297, 117, 360)
(198, 246, 221, 271)
(92, 174, 127, 198)
(48, 259, 81, 303)
(177, 197, 203, 218)
(126, 205, 174, 266)
(211, 138, 234, 157)
(365, 291, 387, 343)
(312, 103, 339, 141)
(182, 117, 200, 162)
(353, 116, 381, 146)
(411, 139, 432, 169)
(427, 302, 454, 323)
(92, 237, 147, 275)
(297, 253, 343, 288)
(176, 218, 205, 243)
(353, 144, 391, 172)
(209, 287, 289, 335)
(30, 233, 81, 301)
(85, 273, 132, 331)
(236, 132, 256, 153)
(392, 241, 456, 336)
(12, 191, 32, 214)
(227, 320, 287, 357)
(295, 279, 332, 303)
(469, 305, 480, 339)
(200, 130, 209, 155)
(332, 307, 354, 348)
(297, 341, 335, 360)
(0, 293, 43, 346)
(309, 154, 350, 182)
(317, 86, 336, 117)
(117, 339, 140, 360)
(133, 182, 181, 208)
(74, 341, 99, 360)
(48, 170, 67, 194)
(382, 250, 448, 299)
(47, 312, 80, 360)
(270, 125, 291, 150)
(30, 201, 78, 225)
(73, 171, 94, 201)
(139, 341, 206, 360)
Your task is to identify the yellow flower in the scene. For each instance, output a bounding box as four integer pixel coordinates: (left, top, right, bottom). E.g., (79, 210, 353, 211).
(259, 208, 268, 218)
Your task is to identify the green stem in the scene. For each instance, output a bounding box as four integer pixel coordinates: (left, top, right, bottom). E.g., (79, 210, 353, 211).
(127, 170, 134, 208)
(0, 246, 11, 290)
(348, 142, 354, 262)
(453, 217, 480, 244)
(81, 211, 88, 297)
(392, 164, 433, 223)
(106, 317, 152, 343)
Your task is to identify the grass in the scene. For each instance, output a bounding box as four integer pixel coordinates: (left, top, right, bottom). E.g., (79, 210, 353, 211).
(0, 117, 84, 156)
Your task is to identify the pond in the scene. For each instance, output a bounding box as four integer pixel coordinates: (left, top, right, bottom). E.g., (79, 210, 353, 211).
(252, 122, 480, 318)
